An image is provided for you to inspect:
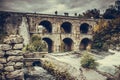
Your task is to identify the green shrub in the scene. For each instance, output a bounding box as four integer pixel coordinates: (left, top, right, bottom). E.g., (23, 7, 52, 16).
(81, 52, 98, 69)
(42, 60, 75, 80)
(23, 34, 47, 52)
(31, 34, 41, 42)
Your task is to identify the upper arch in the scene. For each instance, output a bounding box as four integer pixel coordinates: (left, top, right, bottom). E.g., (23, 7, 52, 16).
(39, 20, 52, 33)
(61, 22, 72, 33)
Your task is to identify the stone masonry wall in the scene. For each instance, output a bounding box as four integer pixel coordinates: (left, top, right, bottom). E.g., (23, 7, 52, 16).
(0, 35, 24, 80)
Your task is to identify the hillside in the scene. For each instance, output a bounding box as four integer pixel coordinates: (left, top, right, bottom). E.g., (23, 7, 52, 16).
(92, 17, 120, 51)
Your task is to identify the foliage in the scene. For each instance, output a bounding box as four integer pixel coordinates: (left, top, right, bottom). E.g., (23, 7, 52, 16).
(92, 17, 120, 50)
(23, 35, 47, 52)
(103, 4, 120, 19)
(81, 52, 98, 69)
(83, 8, 100, 19)
(103, 7, 119, 19)
(93, 19, 109, 33)
(42, 60, 75, 80)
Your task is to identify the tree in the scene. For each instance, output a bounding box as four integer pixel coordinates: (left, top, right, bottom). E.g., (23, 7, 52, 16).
(92, 17, 120, 50)
(103, 3, 120, 19)
(83, 8, 100, 19)
(103, 6, 118, 19)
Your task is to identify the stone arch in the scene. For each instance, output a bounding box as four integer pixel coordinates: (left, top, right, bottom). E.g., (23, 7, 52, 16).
(80, 23, 90, 34)
(32, 61, 41, 66)
(62, 38, 73, 51)
(61, 22, 72, 33)
(80, 38, 92, 50)
(39, 20, 52, 33)
(42, 37, 53, 53)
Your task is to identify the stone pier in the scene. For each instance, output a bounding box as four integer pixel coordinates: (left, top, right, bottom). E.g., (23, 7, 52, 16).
(0, 35, 24, 80)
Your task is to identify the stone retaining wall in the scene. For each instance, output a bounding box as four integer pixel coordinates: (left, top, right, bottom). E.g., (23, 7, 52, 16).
(0, 35, 24, 80)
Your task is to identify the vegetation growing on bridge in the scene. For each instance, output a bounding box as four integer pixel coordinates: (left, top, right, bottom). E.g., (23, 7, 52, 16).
(23, 34, 47, 52)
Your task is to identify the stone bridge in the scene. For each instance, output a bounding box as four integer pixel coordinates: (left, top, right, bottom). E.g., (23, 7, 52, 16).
(0, 11, 100, 53)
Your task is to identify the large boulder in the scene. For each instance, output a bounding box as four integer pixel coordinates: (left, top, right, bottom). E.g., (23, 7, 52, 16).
(6, 50, 23, 56)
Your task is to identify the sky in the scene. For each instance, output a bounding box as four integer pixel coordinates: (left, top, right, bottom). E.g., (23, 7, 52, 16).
(0, 0, 116, 16)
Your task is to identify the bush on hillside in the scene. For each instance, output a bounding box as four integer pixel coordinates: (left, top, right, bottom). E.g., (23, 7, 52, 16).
(81, 52, 98, 69)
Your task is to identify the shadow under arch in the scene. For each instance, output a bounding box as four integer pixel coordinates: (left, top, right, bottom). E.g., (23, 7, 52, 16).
(42, 37, 53, 53)
(62, 38, 73, 51)
(39, 20, 52, 33)
(80, 38, 92, 50)
(61, 22, 72, 33)
(80, 23, 90, 34)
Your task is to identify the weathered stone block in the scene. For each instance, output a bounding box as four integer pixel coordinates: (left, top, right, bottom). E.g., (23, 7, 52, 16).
(24, 52, 34, 58)
(1, 44, 12, 51)
(14, 62, 23, 69)
(0, 44, 2, 50)
(0, 64, 3, 70)
(25, 62, 32, 67)
(4, 35, 24, 44)
(13, 44, 23, 50)
(6, 50, 23, 56)
(5, 66, 14, 72)
(7, 56, 23, 62)
(6, 61, 15, 66)
(0, 58, 6, 63)
(0, 50, 5, 57)
(6, 69, 23, 79)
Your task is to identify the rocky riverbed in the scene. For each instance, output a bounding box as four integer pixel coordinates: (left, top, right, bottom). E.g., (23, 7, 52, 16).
(24, 50, 120, 80)
(24, 66, 56, 80)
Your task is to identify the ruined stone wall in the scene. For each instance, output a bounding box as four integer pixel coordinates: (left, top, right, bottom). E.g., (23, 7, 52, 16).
(0, 35, 24, 80)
